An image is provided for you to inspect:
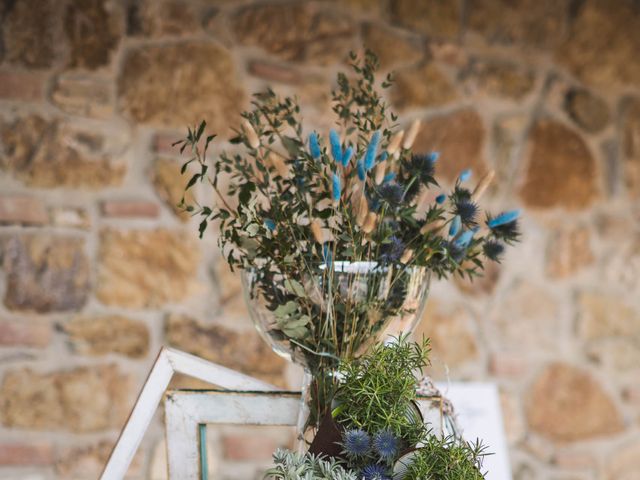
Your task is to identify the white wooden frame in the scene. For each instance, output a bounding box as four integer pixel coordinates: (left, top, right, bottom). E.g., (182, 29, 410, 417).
(164, 390, 447, 480)
(100, 347, 276, 480)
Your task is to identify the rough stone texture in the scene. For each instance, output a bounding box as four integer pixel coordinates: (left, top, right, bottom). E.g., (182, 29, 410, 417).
(455, 260, 500, 296)
(64, 0, 122, 69)
(222, 431, 288, 461)
(621, 97, 640, 198)
(545, 225, 594, 278)
(0, 365, 131, 432)
(361, 23, 424, 70)
(564, 88, 610, 133)
(1, 235, 90, 313)
(605, 441, 640, 480)
(460, 59, 535, 100)
(519, 119, 598, 210)
(392, 62, 458, 111)
(556, 0, 640, 88)
(390, 0, 461, 38)
(0, 319, 51, 348)
(0, 195, 48, 226)
(248, 60, 304, 85)
(213, 258, 248, 317)
(97, 229, 200, 308)
(165, 314, 287, 385)
(577, 292, 639, 341)
(127, 0, 200, 37)
(152, 158, 192, 221)
(50, 74, 113, 118)
(0, 443, 53, 466)
(415, 302, 479, 369)
(1, 0, 58, 68)
(526, 363, 624, 441)
(49, 207, 91, 230)
(412, 109, 488, 183)
(233, 3, 355, 65)
(468, 0, 567, 48)
(490, 282, 560, 352)
(0, 115, 126, 188)
(492, 113, 528, 191)
(63, 315, 150, 358)
(586, 338, 640, 371)
(118, 42, 245, 130)
(101, 200, 160, 218)
(0, 70, 46, 102)
(56, 441, 144, 478)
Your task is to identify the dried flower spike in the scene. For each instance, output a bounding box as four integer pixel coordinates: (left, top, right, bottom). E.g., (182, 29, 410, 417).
(471, 169, 495, 202)
(402, 119, 421, 150)
(362, 212, 378, 233)
(374, 161, 387, 185)
(310, 219, 324, 243)
(241, 119, 260, 149)
(386, 130, 404, 156)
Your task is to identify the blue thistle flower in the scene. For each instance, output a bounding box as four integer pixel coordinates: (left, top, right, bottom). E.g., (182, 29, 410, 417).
(483, 240, 505, 262)
(364, 131, 381, 170)
(454, 200, 478, 226)
(487, 209, 520, 228)
(373, 430, 398, 460)
(435, 193, 446, 204)
(357, 158, 367, 181)
(449, 215, 461, 236)
(343, 429, 371, 456)
(378, 182, 404, 206)
(383, 172, 396, 183)
(453, 227, 478, 248)
(332, 172, 341, 202)
(459, 169, 472, 182)
(362, 464, 390, 480)
(329, 129, 342, 165)
(342, 146, 354, 167)
(264, 219, 276, 231)
(309, 132, 321, 160)
(380, 236, 405, 263)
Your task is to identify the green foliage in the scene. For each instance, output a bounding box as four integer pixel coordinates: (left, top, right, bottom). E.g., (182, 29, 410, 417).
(335, 335, 430, 451)
(265, 449, 357, 480)
(400, 437, 489, 480)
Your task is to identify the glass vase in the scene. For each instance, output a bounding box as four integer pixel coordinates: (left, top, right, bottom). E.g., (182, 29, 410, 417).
(241, 261, 431, 442)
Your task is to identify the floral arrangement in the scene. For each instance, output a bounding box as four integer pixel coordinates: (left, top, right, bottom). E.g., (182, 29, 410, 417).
(266, 337, 488, 480)
(176, 51, 520, 431)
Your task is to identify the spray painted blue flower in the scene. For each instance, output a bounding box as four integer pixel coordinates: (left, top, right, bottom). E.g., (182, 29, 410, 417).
(362, 464, 390, 480)
(332, 172, 341, 202)
(487, 209, 520, 228)
(459, 169, 472, 182)
(383, 172, 396, 183)
(264, 219, 276, 231)
(435, 193, 446, 204)
(329, 129, 342, 165)
(364, 131, 381, 170)
(322, 242, 333, 269)
(449, 215, 461, 236)
(343, 429, 371, 456)
(373, 430, 398, 460)
(357, 158, 367, 181)
(342, 146, 354, 167)
(453, 227, 478, 248)
(309, 132, 321, 160)
(429, 151, 440, 163)
(378, 151, 388, 163)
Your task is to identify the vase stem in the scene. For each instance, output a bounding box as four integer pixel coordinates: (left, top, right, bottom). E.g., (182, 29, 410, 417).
(295, 369, 313, 452)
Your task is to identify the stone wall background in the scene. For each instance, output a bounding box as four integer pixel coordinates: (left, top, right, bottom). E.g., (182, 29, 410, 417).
(0, 0, 639, 478)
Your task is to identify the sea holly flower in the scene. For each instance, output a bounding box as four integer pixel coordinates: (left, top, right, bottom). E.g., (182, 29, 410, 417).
(342, 146, 354, 166)
(454, 200, 479, 226)
(309, 132, 321, 159)
(483, 240, 505, 262)
(449, 215, 461, 236)
(435, 193, 446, 204)
(378, 182, 404, 206)
(332, 172, 342, 203)
(459, 169, 472, 182)
(487, 209, 520, 228)
(264, 218, 276, 231)
(362, 464, 390, 480)
(373, 430, 398, 460)
(343, 429, 371, 456)
(380, 236, 405, 263)
(364, 131, 381, 170)
(330, 129, 343, 165)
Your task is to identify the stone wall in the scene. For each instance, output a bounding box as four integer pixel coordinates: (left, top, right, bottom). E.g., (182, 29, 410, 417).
(0, 0, 639, 478)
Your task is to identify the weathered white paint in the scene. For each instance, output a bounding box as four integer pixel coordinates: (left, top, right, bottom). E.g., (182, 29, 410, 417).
(165, 391, 301, 479)
(100, 347, 276, 480)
